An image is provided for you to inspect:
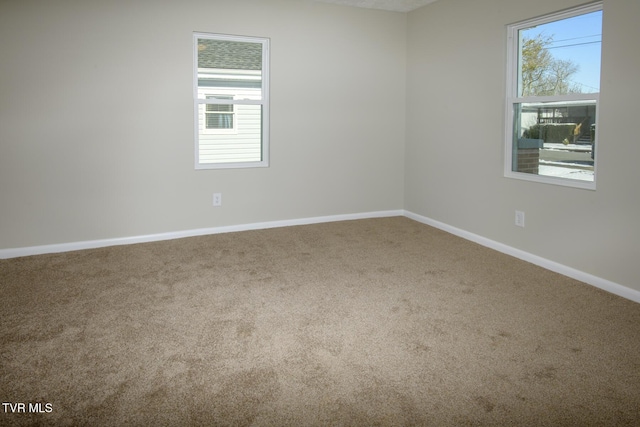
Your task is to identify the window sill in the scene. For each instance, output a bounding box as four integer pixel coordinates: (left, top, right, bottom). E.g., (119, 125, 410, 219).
(504, 169, 596, 190)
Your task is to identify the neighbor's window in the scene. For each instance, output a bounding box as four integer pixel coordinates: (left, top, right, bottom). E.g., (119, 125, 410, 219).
(204, 95, 235, 133)
(193, 33, 269, 169)
(505, 2, 602, 189)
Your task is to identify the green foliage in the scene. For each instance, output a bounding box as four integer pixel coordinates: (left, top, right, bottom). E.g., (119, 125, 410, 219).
(523, 123, 577, 143)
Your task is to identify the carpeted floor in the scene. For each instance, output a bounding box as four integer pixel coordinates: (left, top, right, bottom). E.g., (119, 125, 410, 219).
(1, 217, 639, 426)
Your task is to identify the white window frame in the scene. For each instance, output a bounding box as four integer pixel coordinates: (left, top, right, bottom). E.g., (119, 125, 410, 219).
(504, 2, 602, 190)
(193, 32, 270, 169)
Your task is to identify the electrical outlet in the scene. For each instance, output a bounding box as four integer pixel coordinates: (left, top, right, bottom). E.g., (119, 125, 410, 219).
(213, 193, 222, 207)
(515, 210, 525, 227)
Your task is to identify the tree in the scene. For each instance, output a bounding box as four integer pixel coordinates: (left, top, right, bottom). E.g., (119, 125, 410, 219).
(521, 34, 581, 96)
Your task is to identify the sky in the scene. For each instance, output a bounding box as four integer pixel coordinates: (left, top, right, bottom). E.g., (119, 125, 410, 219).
(522, 10, 602, 93)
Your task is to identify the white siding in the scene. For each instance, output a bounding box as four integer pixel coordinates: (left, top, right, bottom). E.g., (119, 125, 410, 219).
(197, 87, 262, 164)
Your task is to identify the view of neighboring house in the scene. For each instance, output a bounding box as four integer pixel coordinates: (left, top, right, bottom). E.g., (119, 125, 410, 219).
(196, 39, 263, 164)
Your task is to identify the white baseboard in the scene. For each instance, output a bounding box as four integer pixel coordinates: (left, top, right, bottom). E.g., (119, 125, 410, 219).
(404, 210, 640, 304)
(2, 208, 637, 304)
(0, 210, 404, 259)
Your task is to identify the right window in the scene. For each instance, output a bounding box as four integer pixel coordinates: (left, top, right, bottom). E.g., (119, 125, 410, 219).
(505, 2, 602, 189)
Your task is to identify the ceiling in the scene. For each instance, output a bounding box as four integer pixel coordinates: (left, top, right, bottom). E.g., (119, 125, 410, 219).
(306, 0, 439, 13)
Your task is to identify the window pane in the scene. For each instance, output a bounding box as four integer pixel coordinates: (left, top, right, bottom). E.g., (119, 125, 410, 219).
(513, 100, 596, 182)
(518, 10, 602, 96)
(196, 38, 263, 101)
(198, 105, 262, 164)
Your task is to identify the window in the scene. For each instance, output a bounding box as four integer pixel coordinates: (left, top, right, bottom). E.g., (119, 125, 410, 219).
(194, 33, 269, 169)
(505, 3, 602, 189)
(205, 95, 235, 132)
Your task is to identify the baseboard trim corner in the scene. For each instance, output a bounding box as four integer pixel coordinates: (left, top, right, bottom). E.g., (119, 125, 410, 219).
(403, 210, 640, 304)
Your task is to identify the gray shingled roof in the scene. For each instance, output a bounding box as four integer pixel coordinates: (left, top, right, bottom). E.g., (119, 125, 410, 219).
(197, 39, 262, 70)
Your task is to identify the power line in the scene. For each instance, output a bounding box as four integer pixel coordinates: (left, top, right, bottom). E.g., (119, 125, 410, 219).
(547, 40, 601, 49)
(550, 34, 601, 44)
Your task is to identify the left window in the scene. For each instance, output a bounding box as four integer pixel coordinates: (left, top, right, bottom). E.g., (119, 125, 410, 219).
(193, 33, 269, 169)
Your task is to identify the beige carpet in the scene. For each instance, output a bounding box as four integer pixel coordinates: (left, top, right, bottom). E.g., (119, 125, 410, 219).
(1, 217, 639, 426)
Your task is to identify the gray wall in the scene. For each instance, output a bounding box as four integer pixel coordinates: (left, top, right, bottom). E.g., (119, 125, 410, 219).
(0, 0, 406, 248)
(406, 0, 640, 292)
